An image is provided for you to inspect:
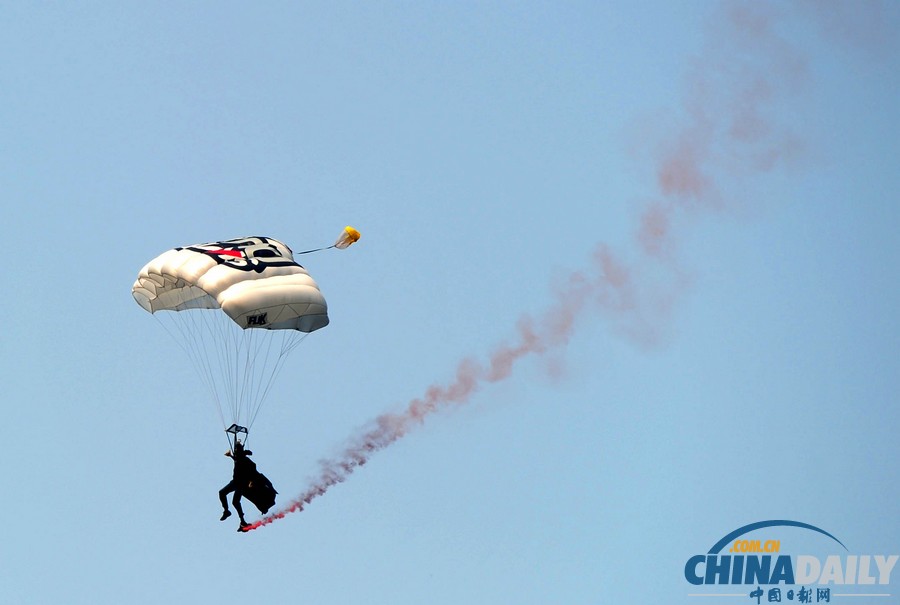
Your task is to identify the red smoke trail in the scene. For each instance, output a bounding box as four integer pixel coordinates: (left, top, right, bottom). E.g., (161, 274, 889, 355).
(242, 0, 867, 532)
(243, 269, 597, 532)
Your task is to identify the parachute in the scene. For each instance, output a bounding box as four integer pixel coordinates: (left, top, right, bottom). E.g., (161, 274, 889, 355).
(132, 231, 358, 444)
(333, 226, 361, 250)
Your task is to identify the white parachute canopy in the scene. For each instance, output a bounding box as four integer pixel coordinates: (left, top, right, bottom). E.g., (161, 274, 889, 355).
(132, 235, 330, 435)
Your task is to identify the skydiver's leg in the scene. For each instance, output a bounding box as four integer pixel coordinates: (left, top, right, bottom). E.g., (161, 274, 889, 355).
(219, 481, 235, 520)
(232, 490, 246, 525)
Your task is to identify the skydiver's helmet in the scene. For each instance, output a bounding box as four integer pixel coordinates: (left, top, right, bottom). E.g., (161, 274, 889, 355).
(234, 441, 245, 453)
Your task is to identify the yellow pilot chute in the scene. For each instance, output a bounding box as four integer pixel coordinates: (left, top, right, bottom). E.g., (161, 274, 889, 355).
(333, 226, 361, 249)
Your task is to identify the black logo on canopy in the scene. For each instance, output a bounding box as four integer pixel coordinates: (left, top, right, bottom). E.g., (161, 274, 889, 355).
(178, 236, 301, 273)
(246, 312, 268, 327)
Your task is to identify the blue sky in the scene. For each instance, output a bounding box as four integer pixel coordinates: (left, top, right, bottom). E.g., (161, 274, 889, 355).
(2, 2, 898, 604)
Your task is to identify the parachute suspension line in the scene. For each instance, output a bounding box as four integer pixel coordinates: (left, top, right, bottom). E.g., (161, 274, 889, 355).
(244, 328, 288, 430)
(193, 308, 223, 425)
(151, 292, 232, 434)
(246, 330, 309, 430)
(243, 327, 274, 427)
(228, 324, 271, 431)
(281, 329, 309, 356)
(245, 331, 289, 429)
(228, 325, 257, 431)
(190, 304, 230, 432)
(226, 429, 239, 452)
(237, 326, 259, 429)
(222, 317, 239, 427)
(154, 312, 224, 429)
(170, 316, 311, 435)
(232, 322, 248, 425)
(211, 312, 230, 425)
(194, 310, 229, 430)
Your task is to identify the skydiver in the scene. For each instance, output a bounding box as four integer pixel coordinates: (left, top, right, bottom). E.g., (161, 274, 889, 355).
(219, 440, 256, 530)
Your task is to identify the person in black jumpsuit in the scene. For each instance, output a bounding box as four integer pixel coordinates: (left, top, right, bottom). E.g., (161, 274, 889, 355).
(219, 441, 256, 529)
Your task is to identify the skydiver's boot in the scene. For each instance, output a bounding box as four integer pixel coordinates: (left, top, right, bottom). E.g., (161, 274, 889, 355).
(238, 519, 250, 532)
(220, 509, 232, 521)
